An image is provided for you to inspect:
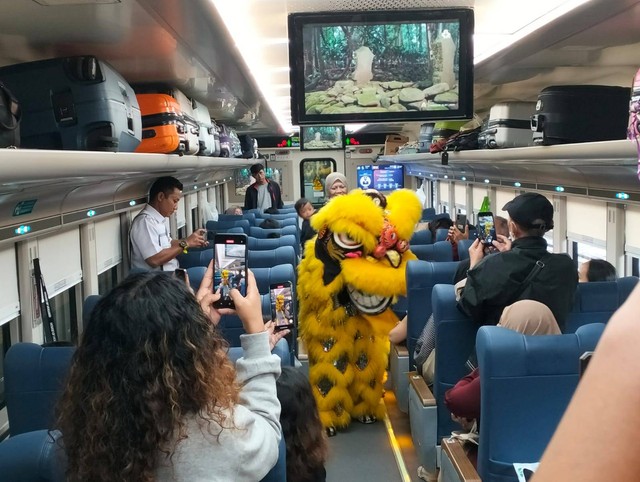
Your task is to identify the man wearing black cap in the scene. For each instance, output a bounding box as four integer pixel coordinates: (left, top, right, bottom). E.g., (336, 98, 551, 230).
(244, 163, 283, 211)
(458, 193, 577, 329)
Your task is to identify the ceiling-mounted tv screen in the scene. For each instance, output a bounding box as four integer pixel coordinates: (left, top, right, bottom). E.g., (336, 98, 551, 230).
(288, 9, 474, 126)
(300, 125, 346, 151)
(357, 164, 405, 191)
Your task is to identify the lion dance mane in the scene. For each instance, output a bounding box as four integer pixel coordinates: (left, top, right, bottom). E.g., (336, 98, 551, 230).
(297, 188, 421, 431)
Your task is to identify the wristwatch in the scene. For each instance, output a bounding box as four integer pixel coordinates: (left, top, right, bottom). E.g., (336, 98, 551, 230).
(179, 239, 188, 254)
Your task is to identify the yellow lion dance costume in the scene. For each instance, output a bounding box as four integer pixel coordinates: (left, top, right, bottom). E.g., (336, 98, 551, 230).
(298, 189, 421, 433)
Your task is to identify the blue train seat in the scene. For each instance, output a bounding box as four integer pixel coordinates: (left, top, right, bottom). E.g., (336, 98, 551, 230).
(251, 264, 296, 294)
(249, 246, 297, 269)
(456, 239, 474, 261)
(248, 235, 299, 258)
(564, 276, 638, 333)
(435, 228, 449, 242)
(199, 249, 214, 267)
(4, 343, 76, 436)
(177, 249, 206, 268)
(216, 214, 243, 222)
(421, 207, 436, 221)
(258, 212, 298, 221)
(218, 214, 258, 225)
(249, 225, 298, 239)
(186, 266, 207, 291)
(411, 241, 454, 262)
(410, 230, 433, 246)
(406, 260, 460, 368)
(408, 283, 476, 473)
(82, 294, 101, 330)
(474, 323, 604, 481)
(206, 220, 251, 235)
(0, 429, 66, 482)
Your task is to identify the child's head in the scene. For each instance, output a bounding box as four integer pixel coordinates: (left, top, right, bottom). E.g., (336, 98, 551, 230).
(295, 198, 314, 220)
(276, 367, 328, 481)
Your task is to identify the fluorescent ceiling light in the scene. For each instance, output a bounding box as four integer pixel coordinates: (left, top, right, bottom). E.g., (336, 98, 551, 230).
(474, 0, 592, 63)
(212, 0, 293, 132)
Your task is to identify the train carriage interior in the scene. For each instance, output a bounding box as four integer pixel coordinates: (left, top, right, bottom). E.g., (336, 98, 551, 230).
(0, 0, 640, 481)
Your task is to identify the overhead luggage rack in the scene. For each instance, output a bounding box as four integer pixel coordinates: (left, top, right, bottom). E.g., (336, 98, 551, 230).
(380, 140, 640, 203)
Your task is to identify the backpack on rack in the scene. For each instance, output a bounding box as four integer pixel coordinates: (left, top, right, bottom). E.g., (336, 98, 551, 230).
(239, 134, 256, 158)
(0, 81, 20, 147)
(628, 68, 640, 180)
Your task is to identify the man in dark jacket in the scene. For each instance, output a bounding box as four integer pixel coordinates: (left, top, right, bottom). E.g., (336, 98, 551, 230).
(244, 163, 284, 210)
(458, 193, 577, 330)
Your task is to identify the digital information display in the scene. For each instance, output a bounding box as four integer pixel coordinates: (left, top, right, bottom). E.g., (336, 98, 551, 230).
(356, 164, 404, 191)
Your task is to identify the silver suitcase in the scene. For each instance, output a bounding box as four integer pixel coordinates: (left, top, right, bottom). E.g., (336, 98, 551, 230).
(479, 102, 535, 148)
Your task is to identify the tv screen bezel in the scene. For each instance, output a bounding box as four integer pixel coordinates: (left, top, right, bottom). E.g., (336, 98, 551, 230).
(299, 125, 346, 151)
(288, 8, 474, 126)
(357, 163, 405, 191)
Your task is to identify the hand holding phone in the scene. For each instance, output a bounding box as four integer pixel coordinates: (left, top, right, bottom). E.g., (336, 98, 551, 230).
(213, 234, 247, 309)
(455, 213, 467, 232)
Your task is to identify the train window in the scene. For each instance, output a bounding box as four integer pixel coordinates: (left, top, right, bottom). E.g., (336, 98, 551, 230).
(632, 257, 639, 277)
(440, 182, 449, 213)
(454, 184, 466, 211)
(98, 265, 119, 295)
(191, 207, 198, 233)
(544, 230, 555, 252)
(300, 158, 336, 207)
(571, 239, 607, 269)
(49, 286, 80, 344)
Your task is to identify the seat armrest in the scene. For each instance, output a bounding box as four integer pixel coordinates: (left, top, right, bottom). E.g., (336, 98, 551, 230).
(394, 343, 409, 357)
(408, 371, 436, 406)
(297, 337, 308, 360)
(441, 438, 481, 482)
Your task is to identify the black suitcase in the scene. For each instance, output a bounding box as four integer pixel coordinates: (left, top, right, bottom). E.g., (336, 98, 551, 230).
(531, 85, 629, 145)
(0, 56, 141, 152)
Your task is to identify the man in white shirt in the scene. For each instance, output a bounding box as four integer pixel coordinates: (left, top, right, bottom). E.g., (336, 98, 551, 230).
(130, 176, 208, 271)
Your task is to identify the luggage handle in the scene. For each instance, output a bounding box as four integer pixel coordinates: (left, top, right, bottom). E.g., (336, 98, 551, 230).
(0, 82, 21, 131)
(531, 114, 544, 132)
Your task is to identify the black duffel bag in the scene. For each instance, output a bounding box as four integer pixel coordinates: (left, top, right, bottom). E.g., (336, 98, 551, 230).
(0, 81, 20, 147)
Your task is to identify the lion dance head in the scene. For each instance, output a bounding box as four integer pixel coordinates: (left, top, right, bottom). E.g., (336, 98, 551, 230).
(298, 188, 421, 321)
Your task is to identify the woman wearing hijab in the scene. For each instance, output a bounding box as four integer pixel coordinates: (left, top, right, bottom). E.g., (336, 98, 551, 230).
(444, 300, 561, 424)
(324, 172, 348, 201)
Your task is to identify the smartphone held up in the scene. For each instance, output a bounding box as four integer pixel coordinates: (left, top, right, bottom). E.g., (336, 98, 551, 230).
(270, 282, 295, 331)
(213, 234, 248, 309)
(476, 211, 496, 246)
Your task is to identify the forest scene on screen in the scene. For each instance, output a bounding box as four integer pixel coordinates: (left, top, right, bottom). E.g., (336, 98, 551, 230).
(303, 20, 461, 115)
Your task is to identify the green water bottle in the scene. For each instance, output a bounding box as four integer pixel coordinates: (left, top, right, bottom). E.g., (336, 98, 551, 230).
(480, 195, 491, 212)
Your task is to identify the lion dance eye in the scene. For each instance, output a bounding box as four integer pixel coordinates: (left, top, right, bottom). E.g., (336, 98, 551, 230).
(333, 232, 363, 249)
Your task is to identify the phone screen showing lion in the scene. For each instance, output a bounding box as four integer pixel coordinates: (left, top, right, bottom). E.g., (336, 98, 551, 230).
(477, 211, 496, 246)
(213, 234, 247, 309)
(270, 282, 294, 331)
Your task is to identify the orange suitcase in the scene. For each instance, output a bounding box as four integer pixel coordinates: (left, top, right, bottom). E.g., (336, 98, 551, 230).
(135, 93, 187, 154)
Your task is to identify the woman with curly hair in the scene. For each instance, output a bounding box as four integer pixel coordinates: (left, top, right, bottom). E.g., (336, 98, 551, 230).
(55, 264, 281, 482)
(277, 366, 329, 482)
